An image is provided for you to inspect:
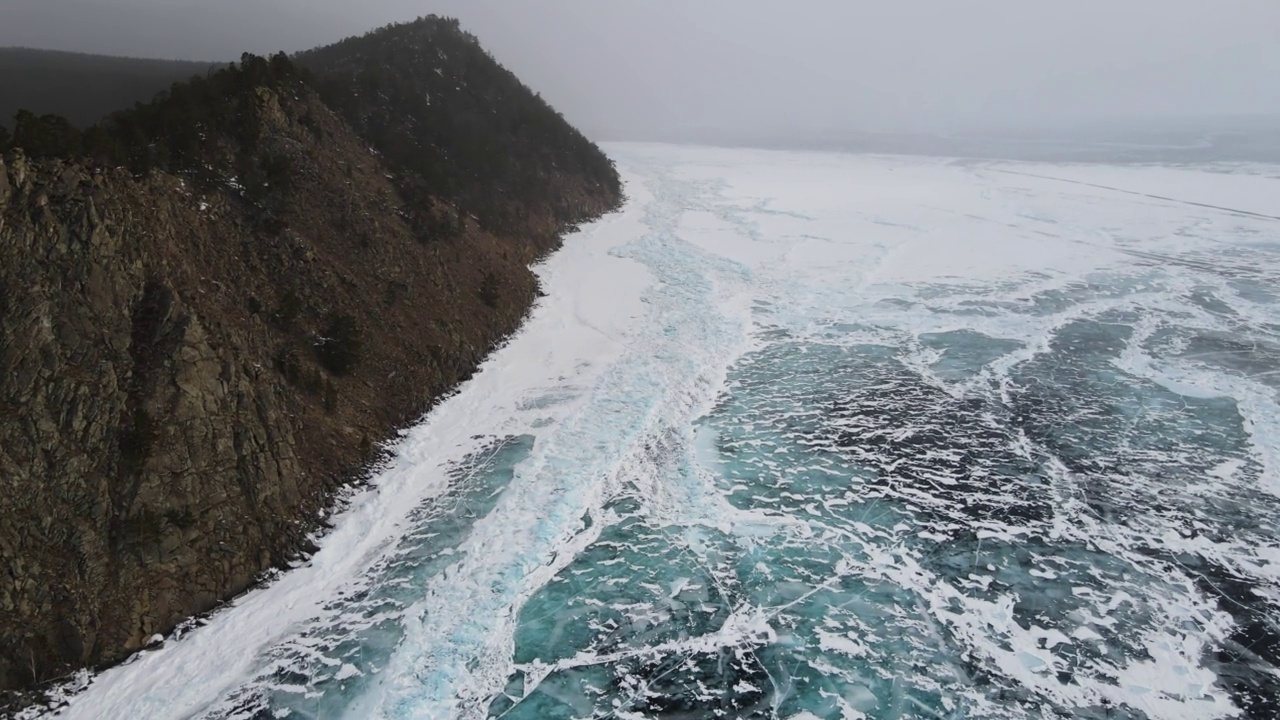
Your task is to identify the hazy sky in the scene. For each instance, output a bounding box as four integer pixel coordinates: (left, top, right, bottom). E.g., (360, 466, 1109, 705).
(3, 0, 1279, 139)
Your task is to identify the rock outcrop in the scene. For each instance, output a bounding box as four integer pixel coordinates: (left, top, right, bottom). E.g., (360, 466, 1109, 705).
(0, 17, 620, 705)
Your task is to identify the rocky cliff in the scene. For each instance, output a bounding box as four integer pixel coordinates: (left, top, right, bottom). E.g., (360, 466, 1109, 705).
(0, 17, 620, 706)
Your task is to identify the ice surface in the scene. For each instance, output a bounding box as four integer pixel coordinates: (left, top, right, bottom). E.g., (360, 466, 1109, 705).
(35, 144, 1280, 720)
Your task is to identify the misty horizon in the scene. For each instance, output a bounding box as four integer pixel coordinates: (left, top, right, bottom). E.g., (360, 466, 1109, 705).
(2, 1, 1279, 144)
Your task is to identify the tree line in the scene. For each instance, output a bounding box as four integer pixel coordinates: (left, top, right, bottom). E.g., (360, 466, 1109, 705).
(1, 52, 305, 179)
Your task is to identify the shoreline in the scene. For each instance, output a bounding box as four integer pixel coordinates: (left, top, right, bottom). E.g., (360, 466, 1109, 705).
(28, 169, 647, 720)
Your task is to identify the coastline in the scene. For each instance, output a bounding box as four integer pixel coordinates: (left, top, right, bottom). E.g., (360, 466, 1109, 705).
(31, 169, 647, 720)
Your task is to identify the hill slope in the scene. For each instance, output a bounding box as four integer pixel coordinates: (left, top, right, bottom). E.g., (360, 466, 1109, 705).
(0, 48, 218, 128)
(0, 17, 620, 706)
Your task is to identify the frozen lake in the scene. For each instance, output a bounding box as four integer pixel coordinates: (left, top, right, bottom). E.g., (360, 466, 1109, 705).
(41, 144, 1280, 720)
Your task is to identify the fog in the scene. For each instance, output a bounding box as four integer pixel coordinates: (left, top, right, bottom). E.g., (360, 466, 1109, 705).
(3, 0, 1279, 141)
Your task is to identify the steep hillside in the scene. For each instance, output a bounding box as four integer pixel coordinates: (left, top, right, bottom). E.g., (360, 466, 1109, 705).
(0, 48, 218, 128)
(0, 17, 620, 707)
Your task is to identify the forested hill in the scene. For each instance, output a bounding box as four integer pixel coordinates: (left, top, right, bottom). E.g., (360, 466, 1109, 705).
(0, 17, 620, 244)
(0, 47, 218, 128)
(0, 16, 620, 708)
(300, 17, 621, 237)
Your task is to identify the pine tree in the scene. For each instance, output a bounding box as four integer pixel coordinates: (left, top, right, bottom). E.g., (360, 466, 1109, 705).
(11, 110, 80, 158)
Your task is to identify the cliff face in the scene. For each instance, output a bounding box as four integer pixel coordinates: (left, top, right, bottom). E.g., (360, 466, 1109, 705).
(0, 18, 620, 700)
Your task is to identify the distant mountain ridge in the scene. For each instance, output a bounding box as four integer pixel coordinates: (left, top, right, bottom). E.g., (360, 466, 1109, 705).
(0, 47, 220, 128)
(635, 117, 1280, 165)
(0, 16, 620, 711)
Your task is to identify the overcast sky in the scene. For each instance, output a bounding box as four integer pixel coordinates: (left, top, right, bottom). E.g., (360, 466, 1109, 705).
(3, 0, 1279, 139)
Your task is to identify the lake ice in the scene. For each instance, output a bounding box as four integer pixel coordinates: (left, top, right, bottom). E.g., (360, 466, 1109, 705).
(43, 144, 1280, 720)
